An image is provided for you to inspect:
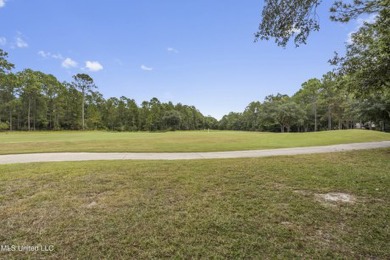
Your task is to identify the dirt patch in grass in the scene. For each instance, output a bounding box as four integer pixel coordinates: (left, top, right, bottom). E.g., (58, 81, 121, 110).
(315, 192, 356, 205)
(294, 190, 357, 205)
(86, 201, 98, 208)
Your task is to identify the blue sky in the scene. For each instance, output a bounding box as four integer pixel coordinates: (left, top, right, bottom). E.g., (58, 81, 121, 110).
(0, 0, 359, 119)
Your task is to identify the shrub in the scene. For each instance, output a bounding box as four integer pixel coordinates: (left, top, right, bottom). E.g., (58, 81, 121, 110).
(0, 122, 9, 131)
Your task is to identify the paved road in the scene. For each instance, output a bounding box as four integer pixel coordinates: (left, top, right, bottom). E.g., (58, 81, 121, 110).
(0, 141, 389, 165)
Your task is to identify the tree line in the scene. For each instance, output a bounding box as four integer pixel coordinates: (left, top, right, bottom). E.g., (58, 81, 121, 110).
(219, 73, 389, 132)
(0, 51, 218, 131)
(0, 46, 389, 132)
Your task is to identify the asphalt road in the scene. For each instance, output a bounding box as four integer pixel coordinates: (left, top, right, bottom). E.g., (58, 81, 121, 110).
(0, 141, 389, 165)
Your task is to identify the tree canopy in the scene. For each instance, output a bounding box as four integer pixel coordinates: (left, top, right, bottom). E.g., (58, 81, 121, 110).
(331, 0, 389, 95)
(256, 0, 385, 47)
(257, 0, 389, 96)
(0, 49, 14, 74)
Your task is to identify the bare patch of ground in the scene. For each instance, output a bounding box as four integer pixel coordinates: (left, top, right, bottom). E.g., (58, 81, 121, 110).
(315, 192, 356, 205)
(294, 190, 357, 206)
(86, 201, 98, 208)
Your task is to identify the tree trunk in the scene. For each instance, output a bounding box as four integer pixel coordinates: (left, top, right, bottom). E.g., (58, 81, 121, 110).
(314, 102, 317, 132)
(33, 98, 36, 131)
(49, 111, 52, 130)
(280, 125, 284, 133)
(328, 106, 332, 130)
(9, 109, 12, 131)
(17, 112, 21, 130)
(82, 91, 85, 130)
(28, 98, 31, 131)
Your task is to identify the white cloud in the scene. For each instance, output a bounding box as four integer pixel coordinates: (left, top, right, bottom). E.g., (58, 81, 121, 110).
(38, 50, 64, 59)
(167, 47, 179, 53)
(141, 65, 153, 71)
(62, 58, 78, 69)
(0, 0, 6, 8)
(85, 61, 103, 72)
(39, 51, 76, 70)
(15, 36, 28, 48)
(347, 14, 378, 44)
(0, 37, 6, 45)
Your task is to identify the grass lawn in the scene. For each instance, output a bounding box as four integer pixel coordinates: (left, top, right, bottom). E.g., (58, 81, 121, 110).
(0, 149, 389, 258)
(0, 129, 389, 155)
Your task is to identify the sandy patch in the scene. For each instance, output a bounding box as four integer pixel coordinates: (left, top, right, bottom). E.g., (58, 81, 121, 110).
(315, 192, 356, 204)
(86, 201, 98, 208)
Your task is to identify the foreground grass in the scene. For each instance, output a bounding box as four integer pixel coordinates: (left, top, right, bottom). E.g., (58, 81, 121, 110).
(0, 129, 389, 154)
(0, 149, 389, 258)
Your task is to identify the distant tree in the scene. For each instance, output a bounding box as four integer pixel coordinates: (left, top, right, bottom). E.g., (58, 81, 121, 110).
(162, 110, 182, 130)
(263, 94, 306, 132)
(295, 78, 322, 131)
(104, 97, 119, 131)
(139, 100, 150, 131)
(319, 72, 338, 130)
(126, 98, 139, 131)
(242, 101, 263, 131)
(62, 83, 82, 130)
(0, 73, 18, 130)
(38, 73, 63, 129)
(0, 49, 15, 130)
(219, 112, 243, 130)
(18, 69, 43, 130)
(0, 49, 14, 73)
(116, 97, 129, 131)
(149, 97, 162, 131)
(357, 90, 390, 131)
(204, 116, 219, 130)
(85, 91, 105, 130)
(72, 74, 96, 130)
(325, 75, 351, 130)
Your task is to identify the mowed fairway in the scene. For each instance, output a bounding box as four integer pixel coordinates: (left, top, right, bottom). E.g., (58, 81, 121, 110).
(0, 149, 389, 258)
(0, 129, 389, 155)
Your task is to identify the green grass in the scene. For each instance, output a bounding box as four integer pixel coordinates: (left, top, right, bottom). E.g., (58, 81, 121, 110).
(0, 129, 389, 154)
(0, 149, 389, 258)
